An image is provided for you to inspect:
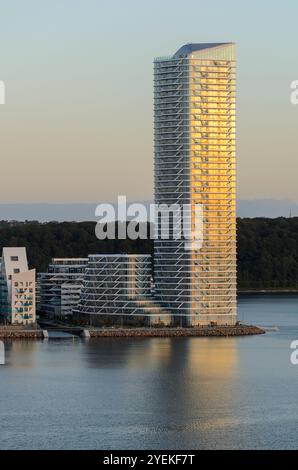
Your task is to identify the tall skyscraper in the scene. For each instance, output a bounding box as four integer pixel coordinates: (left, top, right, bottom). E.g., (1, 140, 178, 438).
(154, 43, 237, 326)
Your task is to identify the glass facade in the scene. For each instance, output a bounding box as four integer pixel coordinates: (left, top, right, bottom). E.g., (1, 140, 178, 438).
(75, 255, 151, 316)
(74, 255, 172, 326)
(154, 44, 237, 325)
(38, 258, 88, 317)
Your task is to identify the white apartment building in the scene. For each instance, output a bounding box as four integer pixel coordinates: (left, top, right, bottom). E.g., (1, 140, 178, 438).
(0, 247, 36, 325)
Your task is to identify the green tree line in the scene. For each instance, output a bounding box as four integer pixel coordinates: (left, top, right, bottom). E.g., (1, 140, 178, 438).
(0, 218, 297, 289)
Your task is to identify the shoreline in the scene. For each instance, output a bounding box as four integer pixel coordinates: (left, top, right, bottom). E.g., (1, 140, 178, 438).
(88, 325, 265, 338)
(0, 325, 265, 339)
(238, 289, 298, 295)
(0, 329, 44, 340)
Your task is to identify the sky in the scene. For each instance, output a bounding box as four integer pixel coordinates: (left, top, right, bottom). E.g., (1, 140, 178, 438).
(0, 0, 297, 205)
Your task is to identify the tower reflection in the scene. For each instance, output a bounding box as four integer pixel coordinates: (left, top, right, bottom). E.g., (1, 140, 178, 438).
(4, 340, 38, 369)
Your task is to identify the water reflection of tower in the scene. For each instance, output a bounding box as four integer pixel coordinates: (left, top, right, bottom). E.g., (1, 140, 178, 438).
(81, 337, 239, 448)
(140, 337, 239, 447)
(5, 340, 37, 369)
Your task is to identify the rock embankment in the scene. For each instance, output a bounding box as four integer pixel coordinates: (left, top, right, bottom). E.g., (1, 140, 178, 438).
(89, 325, 265, 338)
(0, 329, 44, 339)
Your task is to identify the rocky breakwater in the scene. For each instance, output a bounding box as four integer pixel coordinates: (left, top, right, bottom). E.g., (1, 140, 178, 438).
(89, 325, 265, 338)
(0, 327, 44, 339)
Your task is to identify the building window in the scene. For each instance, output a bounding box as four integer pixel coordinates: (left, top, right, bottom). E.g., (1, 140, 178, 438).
(11, 256, 19, 261)
(13, 268, 20, 274)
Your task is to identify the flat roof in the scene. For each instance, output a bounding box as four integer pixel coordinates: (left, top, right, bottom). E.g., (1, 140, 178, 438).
(173, 42, 234, 58)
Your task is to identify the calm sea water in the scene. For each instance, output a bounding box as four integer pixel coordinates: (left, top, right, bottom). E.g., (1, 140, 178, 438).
(1, 294, 298, 450)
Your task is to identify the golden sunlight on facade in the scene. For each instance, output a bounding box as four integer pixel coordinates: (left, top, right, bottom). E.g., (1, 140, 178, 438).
(154, 43, 237, 326)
